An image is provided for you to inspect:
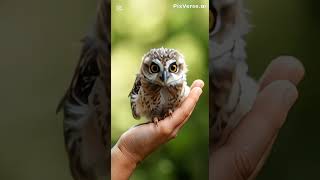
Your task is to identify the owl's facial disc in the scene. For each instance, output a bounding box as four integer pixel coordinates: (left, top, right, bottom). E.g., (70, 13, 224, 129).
(141, 49, 187, 86)
(142, 59, 163, 85)
(164, 60, 185, 86)
(149, 60, 168, 83)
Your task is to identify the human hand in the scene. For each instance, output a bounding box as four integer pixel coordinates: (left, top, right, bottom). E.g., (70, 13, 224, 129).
(210, 57, 305, 180)
(112, 80, 204, 180)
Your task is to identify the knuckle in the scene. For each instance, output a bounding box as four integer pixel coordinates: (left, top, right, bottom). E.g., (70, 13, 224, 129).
(181, 108, 190, 119)
(170, 132, 178, 139)
(160, 125, 173, 136)
(232, 150, 255, 180)
(189, 94, 198, 102)
(190, 96, 199, 106)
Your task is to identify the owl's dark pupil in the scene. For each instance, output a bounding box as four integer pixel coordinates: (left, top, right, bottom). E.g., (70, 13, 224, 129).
(150, 64, 159, 73)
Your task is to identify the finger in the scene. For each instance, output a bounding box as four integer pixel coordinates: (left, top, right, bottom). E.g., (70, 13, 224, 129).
(191, 79, 205, 89)
(167, 86, 203, 131)
(225, 80, 298, 177)
(244, 56, 304, 177)
(240, 57, 304, 177)
(132, 80, 203, 139)
(259, 56, 305, 91)
(211, 135, 278, 180)
(170, 79, 203, 128)
(169, 81, 204, 137)
(247, 135, 277, 180)
(128, 122, 153, 130)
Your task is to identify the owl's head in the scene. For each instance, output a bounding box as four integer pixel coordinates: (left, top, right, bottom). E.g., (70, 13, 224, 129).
(140, 47, 187, 86)
(210, 0, 249, 42)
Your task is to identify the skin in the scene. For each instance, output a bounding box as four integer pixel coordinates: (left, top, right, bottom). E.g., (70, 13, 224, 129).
(211, 56, 305, 180)
(112, 80, 204, 180)
(112, 56, 305, 180)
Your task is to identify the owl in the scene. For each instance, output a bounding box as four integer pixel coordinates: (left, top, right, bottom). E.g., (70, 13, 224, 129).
(209, 0, 258, 148)
(129, 47, 190, 125)
(57, 0, 111, 180)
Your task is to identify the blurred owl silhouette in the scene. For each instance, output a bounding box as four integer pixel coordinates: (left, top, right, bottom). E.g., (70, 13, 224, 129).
(57, 0, 111, 179)
(129, 47, 190, 125)
(209, 0, 258, 148)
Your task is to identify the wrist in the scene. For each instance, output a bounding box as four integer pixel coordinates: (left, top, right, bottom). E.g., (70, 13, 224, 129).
(111, 145, 138, 180)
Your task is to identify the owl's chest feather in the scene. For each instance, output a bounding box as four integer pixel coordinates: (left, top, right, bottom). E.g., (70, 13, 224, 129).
(159, 87, 179, 108)
(140, 82, 186, 118)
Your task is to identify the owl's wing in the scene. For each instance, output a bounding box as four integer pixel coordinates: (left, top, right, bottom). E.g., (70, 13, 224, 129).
(57, 38, 100, 112)
(129, 75, 142, 119)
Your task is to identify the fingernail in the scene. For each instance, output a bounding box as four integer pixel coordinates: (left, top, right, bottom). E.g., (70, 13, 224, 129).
(198, 80, 204, 88)
(194, 80, 204, 88)
(195, 88, 203, 96)
(283, 86, 298, 107)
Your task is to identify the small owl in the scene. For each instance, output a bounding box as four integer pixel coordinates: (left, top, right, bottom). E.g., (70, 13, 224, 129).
(209, 0, 258, 148)
(129, 47, 190, 125)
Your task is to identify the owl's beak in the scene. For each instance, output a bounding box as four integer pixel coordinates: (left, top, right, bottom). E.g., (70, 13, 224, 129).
(160, 71, 168, 83)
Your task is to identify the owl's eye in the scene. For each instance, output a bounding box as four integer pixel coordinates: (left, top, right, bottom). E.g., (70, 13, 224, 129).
(209, 6, 220, 34)
(150, 63, 160, 73)
(169, 63, 178, 73)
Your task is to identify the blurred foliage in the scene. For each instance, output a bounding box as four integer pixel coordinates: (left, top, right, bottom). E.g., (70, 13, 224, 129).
(111, 0, 208, 179)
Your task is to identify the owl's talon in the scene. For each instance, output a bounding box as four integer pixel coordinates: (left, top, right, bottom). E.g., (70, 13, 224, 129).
(153, 117, 159, 126)
(164, 109, 173, 118)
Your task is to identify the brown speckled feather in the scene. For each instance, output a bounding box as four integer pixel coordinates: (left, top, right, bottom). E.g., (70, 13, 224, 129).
(129, 75, 143, 119)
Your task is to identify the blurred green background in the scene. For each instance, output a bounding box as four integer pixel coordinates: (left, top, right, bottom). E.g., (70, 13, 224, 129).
(111, 0, 209, 179)
(0, 0, 319, 179)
